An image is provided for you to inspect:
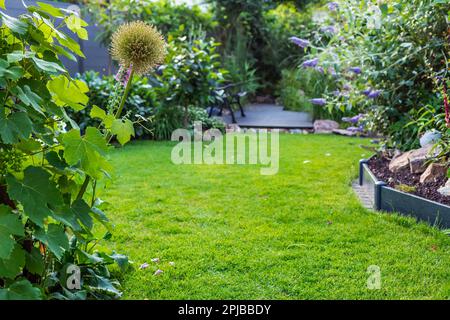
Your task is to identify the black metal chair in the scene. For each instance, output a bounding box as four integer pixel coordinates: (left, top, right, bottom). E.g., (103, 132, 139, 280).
(208, 83, 246, 124)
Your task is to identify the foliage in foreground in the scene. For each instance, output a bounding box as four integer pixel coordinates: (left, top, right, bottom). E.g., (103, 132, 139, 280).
(0, 2, 132, 299)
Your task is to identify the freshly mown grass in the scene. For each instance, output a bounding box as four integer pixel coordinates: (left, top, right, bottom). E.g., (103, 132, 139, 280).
(101, 134, 450, 300)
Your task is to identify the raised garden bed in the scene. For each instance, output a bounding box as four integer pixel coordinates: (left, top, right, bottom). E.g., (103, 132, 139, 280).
(359, 158, 450, 229)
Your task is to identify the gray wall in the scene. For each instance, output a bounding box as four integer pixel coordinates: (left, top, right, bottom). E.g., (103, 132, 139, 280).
(4, 0, 111, 76)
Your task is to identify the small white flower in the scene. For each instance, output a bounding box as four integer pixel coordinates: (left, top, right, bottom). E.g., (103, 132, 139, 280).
(154, 269, 164, 276)
(151, 258, 160, 263)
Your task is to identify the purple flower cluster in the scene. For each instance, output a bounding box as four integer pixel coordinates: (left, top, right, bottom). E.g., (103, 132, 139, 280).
(302, 58, 319, 68)
(289, 37, 310, 48)
(347, 126, 364, 133)
(362, 88, 382, 99)
(349, 67, 362, 75)
(310, 98, 327, 106)
(328, 2, 339, 11)
(342, 114, 364, 124)
(320, 26, 337, 34)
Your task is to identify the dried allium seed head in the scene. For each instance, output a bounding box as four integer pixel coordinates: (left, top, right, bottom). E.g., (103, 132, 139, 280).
(111, 21, 167, 75)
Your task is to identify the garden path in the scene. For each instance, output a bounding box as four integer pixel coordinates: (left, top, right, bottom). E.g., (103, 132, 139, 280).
(222, 104, 314, 129)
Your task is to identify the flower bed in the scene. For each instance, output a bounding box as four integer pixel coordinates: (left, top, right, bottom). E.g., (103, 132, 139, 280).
(359, 159, 450, 229)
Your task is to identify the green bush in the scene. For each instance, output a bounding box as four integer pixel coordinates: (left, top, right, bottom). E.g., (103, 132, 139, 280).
(296, 0, 449, 148)
(278, 68, 338, 119)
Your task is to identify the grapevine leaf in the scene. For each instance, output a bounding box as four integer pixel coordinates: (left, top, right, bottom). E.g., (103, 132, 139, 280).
(32, 56, 66, 74)
(0, 244, 26, 279)
(0, 279, 42, 300)
(65, 14, 88, 40)
(12, 85, 44, 114)
(35, 224, 69, 259)
(36, 2, 64, 18)
(90, 105, 106, 120)
(6, 166, 63, 227)
(111, 119, 135, 146)
(0, 205, 24, 260)
(0, 111, 33, 144)
(25, 247, 45, 275)
(62, 127, 111, 178)
(0, 12, 28, 35)
(47, 75, 89, 111)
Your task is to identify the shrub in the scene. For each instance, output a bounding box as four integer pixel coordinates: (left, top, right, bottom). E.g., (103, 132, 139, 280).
(278, 68, 338, 119)
(295, 0, 449, 148)
(0, 2, 129, 299)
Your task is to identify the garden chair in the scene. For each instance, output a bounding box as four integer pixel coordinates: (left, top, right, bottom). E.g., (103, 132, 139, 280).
(208, 83, 247, 124)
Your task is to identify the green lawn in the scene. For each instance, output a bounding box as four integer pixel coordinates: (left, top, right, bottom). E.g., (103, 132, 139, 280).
(101, 134, 450, 299)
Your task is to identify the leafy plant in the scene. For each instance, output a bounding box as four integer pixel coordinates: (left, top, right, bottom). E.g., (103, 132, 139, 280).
(156, 31, 227, 128)
(294, 0, 449, 148)
(0, 2, 131, 300)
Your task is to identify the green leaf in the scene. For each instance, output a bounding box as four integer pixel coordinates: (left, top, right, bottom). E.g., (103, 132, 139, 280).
(0, 205, 24, 260)
(12, 86, 44, 114)
(54, 199, 93, 232)
(0, 110, 33, 144)
(25, 247, 45, 276)
(36, 2, 64, 18)
(0, 0, 5, 10)
(6, 166, 63, 227)
(65, 14, 88, 40)
(47, 75, 89, 111)
(0, 245, 26, 279)
(62, 127, 111, 178)
(111, 119, 135, 146)
(0, 12, 28, 35)
(35, 224, 69, 259)
(0, 279, 42, 300)
(90, 105, 106, 120)
(32, 56, 66, 74)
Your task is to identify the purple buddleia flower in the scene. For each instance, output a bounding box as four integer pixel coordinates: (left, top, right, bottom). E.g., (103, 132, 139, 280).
(368, 90, 382, 99)
(328, 2, 339, 11)
(342, 114, 364, 124)
(315, 66, 325, 74)
(302, 58, 319, 68)
(361, 88, 372, 96)
(347, 126, 364, 133)
(349, 67, 362, 75)
(321, 26, 337, 34)
(343, 83, 351, 91)
(332, 90, 341, 97)
(289, 37, 310, 48)
(310, 98, 327, 106)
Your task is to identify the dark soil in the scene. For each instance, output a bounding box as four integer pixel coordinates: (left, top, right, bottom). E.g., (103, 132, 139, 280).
(368, 156, 450, 206)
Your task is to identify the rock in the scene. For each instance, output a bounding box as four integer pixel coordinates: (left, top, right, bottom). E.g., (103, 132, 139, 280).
(314, 120, 339, 134)
(226, 124, 241, 133)
(420, 163, 447, 184)
(409, 145, 433, 174)
(332, 129, 358, 137)
(420, 130, 442, 147)
(438, 179, 450, 197)
(389, 151, 413, 172)
(388, 145, 434, 174)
